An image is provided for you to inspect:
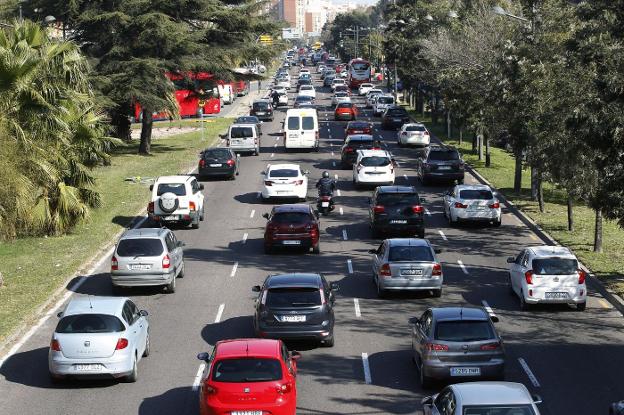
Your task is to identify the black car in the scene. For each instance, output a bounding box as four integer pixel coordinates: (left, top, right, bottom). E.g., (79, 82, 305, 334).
(235, 115, 262, 135)
(252, 273, 338, 347)
(369, 186, 425, 238)
(381, 106, 410, 130)
(340, 134, 374, 168)
(198, 147, 239, 180)
(297, 78, 312, 90)
(294, 95, 314, 108)
(323, 76, 335, 87)
(416, 146, 465, 185)
(250, 100, 274, 121)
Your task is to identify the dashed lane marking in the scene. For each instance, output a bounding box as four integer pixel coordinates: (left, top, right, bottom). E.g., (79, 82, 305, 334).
(361, 353, 372, 384)
(215, 303, 225, 323)
(339, 207, 344, 215)
(354, 298, 361, 317)
(230, 262, 238, 278)
(438, 230, 448, 241)
(271, 153, 275, 158)
(457, 260, 469, 275)
(403, 174, 408, 181)
(250, 209, 255, 218)
(425, 208, 432, 216)
(342, 229, 348, 241)
(347, 259, 353, 274)
(242, 233, 248, 244)
(332, 161, 336, 167)
(518, 357, 541, 388)
(334, 174, 339, 180)
(192, 363, 206, 392)
(337, 189, 341, 196)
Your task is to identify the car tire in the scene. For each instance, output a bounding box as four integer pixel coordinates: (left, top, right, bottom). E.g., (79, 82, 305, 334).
(178, 261, 185, 278)
(448, 214, 457, 228)
(432, 288, 442, 298)
(493, 217, 502, 227)
(419, 359, 433, 389)
(519, 292, 530, 311)
(200, 205, 205, 221)
(577, 301, 587, 311)
(166, 276, 176, 294)
(143, 332, 150, 357)
(458, 178, 465, 185)
(191, 219, 199, 229)
(254, 149, 259, 156)
(322, 333, 334, 347)
(376, 282, 386, 298)
(508, 274, 515, 295)
(158, 192, 179, 214)
(312, 242, 320, 254)
(124, 358, 138, 383)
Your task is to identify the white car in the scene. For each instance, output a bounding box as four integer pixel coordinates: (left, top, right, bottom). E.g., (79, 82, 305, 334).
(148, 175, 205, 229)
(507, 245, 587, 311)
(397, 123, 430, 147)
(353, 149, 395, 188)
(358, 83, 374, 95)
(317, 64, 326, 73)
(261, 163, 309, 201)
(374, 94, 395, 115)
(331, 78, 346, 91)
(443, 184, 501, 227)
(339, 71, 348, 79)
(298, 84, 316, 99)
(276, 79, 290, 90)
(332, 91, 351, 106)
(49, 297, 149, 382)
(271, 86, 289, 105)
(366, 89, 384, 108)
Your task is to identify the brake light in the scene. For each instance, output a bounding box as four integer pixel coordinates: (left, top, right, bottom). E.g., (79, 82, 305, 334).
(480, 342, 501, 351)
(162, 254, 171, 269)
(199, 159, 206, 168)
(147, 201, 154, 214)
(373, 205, 385, 214)
(264, 180, 273, 186)
(294, 180, 304, 185)
(316, 131, 320, 140)
(50, 339, 61, 352)
(189, 201, 196, 211)
(424, 131, 430, 136)
(277, 382, 293, 394)
(525, 270, 533, 284)
(424, 343, 449, 352)
(344, 147, 354, 153)
(203, 383, 218, 395)
(380, 263, 391, 277)
(578, 269, 586, 284)
(321, 196, 331, 201)
(226, 159, 235, 166)
(115, 338, 129, 350)
(454, 202, 468, 209)
(489, 202, 500, 209)
(432, 263, 442, 276)
(412, 205, 424, 214)
(111, 256, 118, 271)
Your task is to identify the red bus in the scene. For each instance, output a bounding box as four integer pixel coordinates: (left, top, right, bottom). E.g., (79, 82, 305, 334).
(347, 58, 372, 88)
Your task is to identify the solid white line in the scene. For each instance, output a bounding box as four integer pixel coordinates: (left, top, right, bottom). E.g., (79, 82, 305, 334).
(230, 262, 239, 278)
(342, 229, 348, 241)
(354, 298, 361, 318)
(250, 209, 255, 218)
(242, 233, 248, 244)
(215, 303, 225, 323)
(438, 230, 448, 241)
(347, 259, 354, 274)
(518, 358, 541, 387)
(192, 363, 206, 392)
(425, 208, 432, 216)
(336, 189, 341, 196)
(361, 353, 372, 384)
(339, 207, 344, 215)
(457, 260, 469, 275)
(334, 174, 339, 180)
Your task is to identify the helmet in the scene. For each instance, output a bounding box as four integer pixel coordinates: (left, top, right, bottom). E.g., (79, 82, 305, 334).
(322, 171, 330, 179)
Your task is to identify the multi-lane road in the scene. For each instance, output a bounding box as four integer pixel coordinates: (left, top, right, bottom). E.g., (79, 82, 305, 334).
(1, 66, 624, 415)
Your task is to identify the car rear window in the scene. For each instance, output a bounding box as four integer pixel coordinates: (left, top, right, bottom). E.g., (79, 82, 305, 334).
(337, 103, 353, 109)
(378, 97, 394, 104)
(377, 193, 420, 206)
(287, 116, 300, 130)
(230, 127, 254, 138)
(387, 109, 408, 116)
(269, 169, 298, 178)
(361, 156, 391, 167)
(463, 406, 536, 415)
(266, 287, 322, 307)
(253, 102, 269, 110)
(349, 122, 368, 128)
(302, 116, 315, 130)
(212, 358, 282, 383)
(300, 85, 313, 90)
(406, 125, 426, 132)
(56, 314, 125, 334)
(346, 138, 373, 148)
(459, 190, 494, 200)
(271, 212, 311, 224)
(203, 149, 232, 159)
(532, 258, 578, 275)
(435, 320, 494, 342)
(157, 183, 186, 196)
(388, 246, 434, 262)
(429, 150, 460, 161)
(335, 92, 348, 97)
(116, 238, 164, 257)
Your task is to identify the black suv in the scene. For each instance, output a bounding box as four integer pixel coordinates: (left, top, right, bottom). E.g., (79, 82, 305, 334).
(252, 273, 338, 347)
(416, 146, 465, 185)
(340, 134, 374, 168)
(381, 106, 410, 130)
(368, 186, 425, 238)
(250, 100, 274, 121)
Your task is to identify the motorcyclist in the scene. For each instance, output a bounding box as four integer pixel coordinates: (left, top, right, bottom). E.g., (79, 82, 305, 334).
(372, 139, 383, 150)
(270, 89, 281, 107)
(316, 171, 337, 198)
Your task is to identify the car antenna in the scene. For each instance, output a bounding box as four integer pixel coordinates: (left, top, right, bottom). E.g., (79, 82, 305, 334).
(88, 295, 93, 309)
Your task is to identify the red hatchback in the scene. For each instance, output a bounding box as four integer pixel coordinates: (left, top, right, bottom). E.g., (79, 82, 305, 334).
(263, 204, 320, 254)
(335, 102, 358, 121)
(197, 339, 301, 415)
(345, 120, 373, 137)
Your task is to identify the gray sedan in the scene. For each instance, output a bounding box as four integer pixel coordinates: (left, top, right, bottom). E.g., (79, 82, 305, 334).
(369, 238, 443, 298)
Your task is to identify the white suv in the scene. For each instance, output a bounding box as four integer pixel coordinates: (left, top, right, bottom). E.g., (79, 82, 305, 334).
(507, 245, 587, 311)
(374, 95, 395, 116)
(148, 175, 205, 229)
(353, 149, 396, 188)
(443, 184, 501, 227)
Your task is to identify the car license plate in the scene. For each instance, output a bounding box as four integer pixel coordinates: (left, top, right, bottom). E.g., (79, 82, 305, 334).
(401, 269, 423, 276)
(321, 201, 330, 207)
(393, 118, 402, 122)
(353, 130, 363, 133)
(164, 215, 179, 221)
(450, 367, 481, 376)
(74, 364, 102, 372)
(230, 139, 241, 144)
(282, 315, 306, 322)
(256, 112, 265, 115)
(232, 412, 262, 415)
(545, 292, 568, 299)
(130, 264, 151, 270)
(282, 240, 301, 245)
(209, 164, 222, 167)
(390, 220, 407, 224)
(438, 166, 452, 171)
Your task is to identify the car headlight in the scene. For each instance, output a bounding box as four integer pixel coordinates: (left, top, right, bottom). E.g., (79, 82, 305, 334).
(321, 320, 330, 327)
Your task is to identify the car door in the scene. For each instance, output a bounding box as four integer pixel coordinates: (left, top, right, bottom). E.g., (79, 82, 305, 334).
(445, 187, 457, 217)
(372, 241, 385, 278)
(510, 250, 527, 293)
(128, 300, 147, 356)
(122, 301, 141, 357)
(170, 232, 183, 271)
(414, 310, 433, 361)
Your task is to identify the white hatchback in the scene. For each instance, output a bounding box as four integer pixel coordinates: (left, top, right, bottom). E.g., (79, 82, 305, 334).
(261, 163, 309, 201)
(332, 92, 351, 106)
(398, 123, 431, 147)
(358, 83, 374, 96)
(353, 149, 396, 187)
(331, 78, 346, 91)
(276, 79, 290, 90)
(443, 184, 501, 227)
(507, 245, 587, 311)
(298, 84, 316, 99)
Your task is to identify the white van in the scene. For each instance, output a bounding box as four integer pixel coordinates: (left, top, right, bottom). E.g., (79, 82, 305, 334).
(218, 84, 234, 105)
(284, 108, 319, 151)
(225, 123, 260, 155)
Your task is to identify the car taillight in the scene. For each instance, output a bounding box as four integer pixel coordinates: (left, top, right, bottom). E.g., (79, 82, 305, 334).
(424, 131, 430, 136)
(264, 180, 273, 186)
(199, 159, 206, 168)
(189, 201, 196, 211)
(50, 339, 61, 352)
(454, 202, 468, 209)
(489, 202, 500, 209)
(480, 342, 501, 351)
(321, 196, 331, 201)
(115, 338, 129, 350)
(373, 205, 385, 214)
(525, 270, 533, 284)
(147, 201, 154, 213)
(111, 256, 118, 271)
(226, 159, 235, 166)
(401, 132, 407, 136)
(316, 131, 320, 140)
(380, 263, 391, 277)
(162, 254, 171, 269)
(578, 269, 586, 284)
(344, 147, 354, 153)
(203, 383, 218, 395)
(277, 382, 293, 394)
(294, 180, 304, 185)
(424, 343, 449, 352)
(432, 263, 442, 276)
(412, 205, 424, 214)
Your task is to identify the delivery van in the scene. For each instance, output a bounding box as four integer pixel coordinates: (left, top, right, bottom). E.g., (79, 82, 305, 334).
(284, 108, 319, 151)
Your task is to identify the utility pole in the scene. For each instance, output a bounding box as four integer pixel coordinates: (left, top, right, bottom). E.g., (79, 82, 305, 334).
(355, 26, 359, 58)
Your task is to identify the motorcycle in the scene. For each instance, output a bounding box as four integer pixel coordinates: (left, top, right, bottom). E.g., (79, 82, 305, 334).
(317, 193, 335, 215)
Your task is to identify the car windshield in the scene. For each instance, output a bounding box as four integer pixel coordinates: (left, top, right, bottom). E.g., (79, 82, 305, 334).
(287, 117, 300, 130)
(253, 102, 270, 110)
(532, 258, 578, 275)
(435, 320, 494, 342)
(266, 287, 322, 307)
(157, 183, 186, 196)
(377, 193, 420, 206)
(406, 125, 426, 132)
(336, 92, 348, 97)
(459, 190, 494, 200)
(269, 169, 299, 178)
(361, 156, 390, 167)
(271, 212, 311, 224)
(212, 358, 282, 383)
(349, 122, 368, 129)
(56, 314, 125, 334)
(302, 116, 315, 130)
(236, 117, 258, 124)
(429, 150, 460, 161)
(361, 83, 373, 88)
(378, 97, 394, 104)
(463, 406, 536, 415)
(300, 86, 313, 90)
(116, 238, 164, 257)
(346, 139, 373, 149)
(388, 246, 434, 262)
(203, 149, 232, 159)
(230, 127, 254, 138)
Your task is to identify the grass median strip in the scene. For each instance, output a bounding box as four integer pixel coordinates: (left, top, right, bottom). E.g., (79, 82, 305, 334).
(0, 118, 232, 344)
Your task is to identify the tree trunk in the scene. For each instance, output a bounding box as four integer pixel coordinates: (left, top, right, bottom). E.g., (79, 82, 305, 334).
(567, 194, 574, 232)
(485, 131, 491, 167)
(111, 109, 132, 142)
(431, 97, 438, 125)
(530, 166, 538, 201)
(459, 127, 463, 145)
(514, 147, 523, 193)
(594, 208, 603, 253)
(139, 109, 153, 155)
(477, 130, 483, 161)
(537, 175, 544, 213)
(447, 111, 451, 139)
(417, 89, 424, 115)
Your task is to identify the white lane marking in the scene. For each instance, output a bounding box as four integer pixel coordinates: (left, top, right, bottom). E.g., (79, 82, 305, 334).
(339, 207, 344, 215)
(334, 174, 339, 180)
(242, 233, 248, 244)
(271, 153, 274, 158)
(192, 363, 206, 392)
(347, 259, 354, 274)
(331, 151, 335, 156)
(342, 229, 348, 241)
(250, 209, 255, 218)
(336, 189, 341, 196)
(215, 303, 225, 323)
(457, 260, 469, 275)
(425, 208, 432, 216)
(361, 353, 372, 384)
(230, 262, 239, 277)
(354, 298, 361, 317)
(481, 300, 498, 321)
(274, 143, 278, 148)
(518, 358, 541, 388)
(403, 174, 408, 181)
(438, 230, 448, 241)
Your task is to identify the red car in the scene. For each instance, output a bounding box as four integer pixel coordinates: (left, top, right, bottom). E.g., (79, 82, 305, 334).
(345, 120, 373, 137)
(335, 102, 358, 121)
(197, 339, 301, 415)
(263, 204, 320, 254)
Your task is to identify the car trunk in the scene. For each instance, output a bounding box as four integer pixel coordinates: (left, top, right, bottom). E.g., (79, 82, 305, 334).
(118, 254, 163, 275)
(390, 262, 434, 280)
(211, 380, 281, 405)
(56, 332, 119, 359)
(266, 176, 303, 194)
(433, 320, 501, 364)
(435, 338, 501, 364)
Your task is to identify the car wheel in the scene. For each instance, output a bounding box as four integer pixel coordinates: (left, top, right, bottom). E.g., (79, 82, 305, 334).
(322, 333, 334, 347)
(178, 261, 185, 278)
(493, 217, 502, 227)
(124, 358, 138, 383)
(508, 274, 515, 295)
(519, 292, 530, 311)
(143, 332, 150, 357)
(432, 288, 442, 298)
(458, 178, 464, 185)
(200, 205, 205, 221)
(448, 213, 457, 227)
(312, 242, 320, 254)
(166, 276, 176, 294)
(376, 281, 386, 298)
(576, 301, 587, 311)
(254, 149, 259, 156)
(191, 219, 199, 229)
(419, 359, 433, 389)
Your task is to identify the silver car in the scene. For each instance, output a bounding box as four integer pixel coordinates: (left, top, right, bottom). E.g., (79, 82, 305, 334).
(111, 228, 185, 294)
(49, 296, 149, 382)
(369, 238, 443, 298)
(443, 184, 502, 227)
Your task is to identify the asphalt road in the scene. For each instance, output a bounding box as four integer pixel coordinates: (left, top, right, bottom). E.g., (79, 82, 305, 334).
(2, 67, 624, 415)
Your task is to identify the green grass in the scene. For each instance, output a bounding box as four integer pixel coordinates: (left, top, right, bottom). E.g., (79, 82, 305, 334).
(412, 111, 624, 295)
(0, 118, 232, 344)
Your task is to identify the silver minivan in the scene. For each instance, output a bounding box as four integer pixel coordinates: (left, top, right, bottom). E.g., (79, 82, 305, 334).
(111, 228, 185, 294)
(224, 123, 260, 155)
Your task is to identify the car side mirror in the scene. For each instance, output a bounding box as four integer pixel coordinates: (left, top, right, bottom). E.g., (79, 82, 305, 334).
(261, 171, 266, 175)
(408, 316, 420, 326)
(149, 184, 154, 191)
(197, 352, 211, 362)
(252, 285, 262, 292)
(368, 249, 377, 254)
(421, 396, 434, 406)
(262, 213, 270, 219)
(490, 315, 500, 323)
(532, 394, 543, 405)
(434, 248, 443, 254)
(139, 310, 149, 317)
(57, 312, 63, 318)
(506, 256, 515, 263)
(199, 184, 204, 191)
(291, 351, 302, 361)
(331, 282, 340, 291)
